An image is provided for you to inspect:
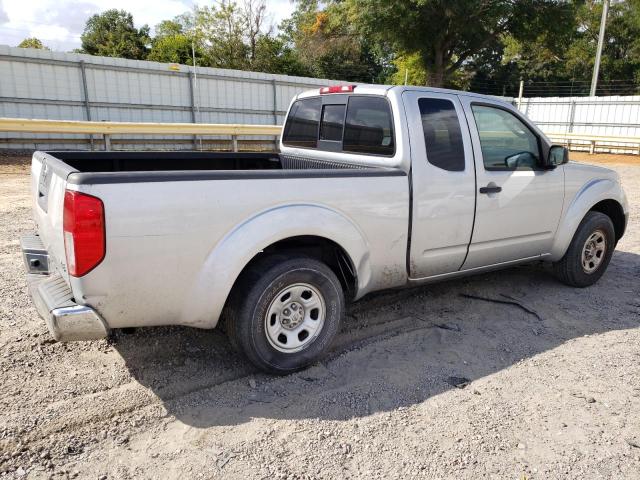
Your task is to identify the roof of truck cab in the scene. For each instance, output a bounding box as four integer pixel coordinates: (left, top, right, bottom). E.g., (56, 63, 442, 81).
(295, 84, 512, 106)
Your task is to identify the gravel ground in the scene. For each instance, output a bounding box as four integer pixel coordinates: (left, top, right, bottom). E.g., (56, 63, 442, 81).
(1, 153, 639, 480)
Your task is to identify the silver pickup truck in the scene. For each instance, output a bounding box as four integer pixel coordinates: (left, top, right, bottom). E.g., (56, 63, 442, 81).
(22, 84, 629, 373)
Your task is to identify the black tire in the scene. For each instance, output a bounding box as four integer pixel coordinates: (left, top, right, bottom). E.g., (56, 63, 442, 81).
(553, 211, 615, 287)
(225, 255, 344, 374)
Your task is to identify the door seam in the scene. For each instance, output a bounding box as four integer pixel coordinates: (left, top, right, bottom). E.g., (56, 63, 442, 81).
(457, 95, 478, 271)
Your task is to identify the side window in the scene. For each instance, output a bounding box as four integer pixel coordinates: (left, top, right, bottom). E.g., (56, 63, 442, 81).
(282, 98, 321, 148)
(419, 98, 465, 172)
(343, 97, 394, 155)
(320, 104, 346, 142)
(471, 105, 540, 171)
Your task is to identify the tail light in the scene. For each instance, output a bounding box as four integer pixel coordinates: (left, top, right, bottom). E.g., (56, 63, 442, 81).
(319, 85, 356, 94)
(63, 190, 105, 277)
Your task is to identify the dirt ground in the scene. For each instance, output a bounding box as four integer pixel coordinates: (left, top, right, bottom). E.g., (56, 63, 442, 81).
(0, 152, 639, 480)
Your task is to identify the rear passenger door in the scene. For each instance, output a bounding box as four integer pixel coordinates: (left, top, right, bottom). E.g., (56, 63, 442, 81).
(403, 91, 477, 278)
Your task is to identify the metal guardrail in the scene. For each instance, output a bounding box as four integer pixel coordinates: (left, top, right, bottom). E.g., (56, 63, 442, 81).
(546, 131, 640, 155)
(1, 117, 639, 155)
(0, 117, 281, 151)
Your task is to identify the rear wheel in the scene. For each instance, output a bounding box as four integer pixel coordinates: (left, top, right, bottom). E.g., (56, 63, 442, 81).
(225, 255, 344, 374)
(553, 211, 615, 287)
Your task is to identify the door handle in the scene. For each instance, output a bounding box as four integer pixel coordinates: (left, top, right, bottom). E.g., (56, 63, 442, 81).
(479, 185, 502, 194)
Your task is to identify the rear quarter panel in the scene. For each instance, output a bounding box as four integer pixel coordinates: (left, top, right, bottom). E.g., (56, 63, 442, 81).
(68, 174, 409, 329)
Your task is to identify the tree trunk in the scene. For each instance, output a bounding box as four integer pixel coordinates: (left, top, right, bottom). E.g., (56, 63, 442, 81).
(428, 47, 446, 87)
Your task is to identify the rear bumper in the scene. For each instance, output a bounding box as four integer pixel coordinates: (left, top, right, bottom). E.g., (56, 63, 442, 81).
(21, 234, 109, 341)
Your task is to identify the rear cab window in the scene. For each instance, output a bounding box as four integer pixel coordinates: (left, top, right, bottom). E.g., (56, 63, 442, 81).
(282, 97, 321, 148)
(283, 95, 395, 156)
(319, 104, 346, 141)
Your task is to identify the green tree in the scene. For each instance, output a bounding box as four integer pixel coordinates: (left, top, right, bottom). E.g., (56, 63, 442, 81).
(347, 0, 575, 87)
(565, 0, 640, 94)
(17, 37, 49, 50)
(472, 1, 640, 96)
(281, 0, 388, 82)
(148, 34, 199, 65)
(249, 35, 311, 76)
(80, 9, 150, 59)
(184, 2, 250, 70)
(466, 2, 578, 95)
(153, 0, 307, 74)
(155, 19, 185, 38)
(147, 20, 206, 65)
(502, 5, 578, 77)
(388, 52, 428, 85)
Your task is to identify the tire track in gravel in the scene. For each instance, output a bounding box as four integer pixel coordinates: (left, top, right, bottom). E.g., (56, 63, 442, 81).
(1, 314, 438, 446)
(2, 248, 543, 448)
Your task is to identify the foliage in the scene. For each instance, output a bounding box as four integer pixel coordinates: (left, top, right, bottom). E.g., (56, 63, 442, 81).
(249, 35, 310, 76)
(565, 0, 640, 92)
(346, 0, 577, 87)
(146, 0, 307, 74)
(80, 9, 150, 60)
(147, 35, 200, 65)
(387, 52, 428, 85)
(473, 0, 640, 96)
(280, 0, 389, 82)
(147, 20, 206, 65)
(17, 38, 49, 50)
(73, 1, 640, 95)
(191, 1, 250, 70)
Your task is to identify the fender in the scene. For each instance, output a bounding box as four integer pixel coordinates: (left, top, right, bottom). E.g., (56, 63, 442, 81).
(179, 204, 372, 329)
(550, 178, 627, 261)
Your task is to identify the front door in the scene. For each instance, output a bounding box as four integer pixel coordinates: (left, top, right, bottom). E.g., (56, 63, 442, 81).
(460, 98, 565, 270)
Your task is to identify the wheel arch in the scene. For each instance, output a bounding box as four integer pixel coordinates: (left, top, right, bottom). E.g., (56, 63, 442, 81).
(178, 204, 371, 329)
(550, 177, 627, 261)
(236, 235, 358, 299)
(589, 199, 626, 244)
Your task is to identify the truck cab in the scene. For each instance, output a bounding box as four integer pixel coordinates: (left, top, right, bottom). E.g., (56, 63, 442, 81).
(281, 85, 626, 280)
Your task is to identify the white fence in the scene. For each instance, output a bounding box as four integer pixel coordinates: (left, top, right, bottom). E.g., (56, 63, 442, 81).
(0, 45, 338, 150)
(516, 96, 640, 154)
(0, 45, 639, 153)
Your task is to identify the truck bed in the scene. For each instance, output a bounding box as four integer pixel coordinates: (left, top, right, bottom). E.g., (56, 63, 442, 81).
(37, 150, 397, 189)
(30, 150, 409, 332)
(47, 151, 283, 172)
(44, 151, 376, 173)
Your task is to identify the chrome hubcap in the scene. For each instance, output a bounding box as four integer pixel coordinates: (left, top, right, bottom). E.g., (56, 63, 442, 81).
(581, 229, 607, 274)
(265, 283, 326, 353)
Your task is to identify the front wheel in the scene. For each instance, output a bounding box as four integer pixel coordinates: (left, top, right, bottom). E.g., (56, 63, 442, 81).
(553, 211, 615, 287)
(225, 255, 344, 374)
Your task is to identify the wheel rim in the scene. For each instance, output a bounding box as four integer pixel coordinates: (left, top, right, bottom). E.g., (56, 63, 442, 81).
(264, 283, 326, 353)
(581, 229, 607, 274)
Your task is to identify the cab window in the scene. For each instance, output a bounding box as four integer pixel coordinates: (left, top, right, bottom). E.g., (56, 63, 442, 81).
(471, 105, 540, 171)
(319, 104, 346, 142)
(419, 98, 465, 171)
(343, 97, 395, 155)
(283, 95, 395, 156)
(282, 98, 321, 148)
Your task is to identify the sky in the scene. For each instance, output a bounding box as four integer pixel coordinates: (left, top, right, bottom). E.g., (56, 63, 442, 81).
(0, 0, 296, 52)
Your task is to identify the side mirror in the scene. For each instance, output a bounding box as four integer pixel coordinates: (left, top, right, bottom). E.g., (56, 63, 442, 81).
(505, 151, 537, 170)
(548, 145, 569, 167)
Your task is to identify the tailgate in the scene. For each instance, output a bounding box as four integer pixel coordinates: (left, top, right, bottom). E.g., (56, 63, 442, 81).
(30, 151, 76, 282)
